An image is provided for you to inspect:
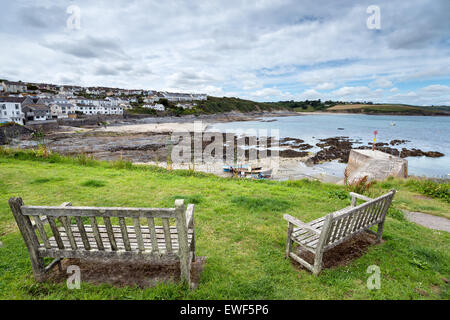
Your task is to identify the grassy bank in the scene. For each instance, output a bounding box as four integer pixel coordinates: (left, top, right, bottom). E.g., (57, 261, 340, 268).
(326, 104, 449, 115)
(0, 151, 448, 299)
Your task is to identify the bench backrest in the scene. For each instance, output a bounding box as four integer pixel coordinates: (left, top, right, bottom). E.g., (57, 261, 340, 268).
(9, 197, 193, 256)
(322, 190, 395, 250)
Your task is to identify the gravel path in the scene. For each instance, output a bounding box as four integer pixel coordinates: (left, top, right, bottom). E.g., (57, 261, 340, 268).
(404, 211, 450, 232)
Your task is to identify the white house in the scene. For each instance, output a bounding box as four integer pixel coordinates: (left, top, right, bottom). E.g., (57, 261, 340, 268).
(76, 104, 123, 115)
(104, 105, 123, 115)
(0, 97, 25, 124)
(192, 93, 207, 101)
(50, 103, 76, 119)
(143, 104, 165, 111)
(176, 103, 194, 110)
(1, 81, 27, 93)
(76, 104, 100, 115)
(160, 92, 207, 102)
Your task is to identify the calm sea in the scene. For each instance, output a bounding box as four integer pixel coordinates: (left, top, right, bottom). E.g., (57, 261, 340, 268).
(210, 114, 450, 178)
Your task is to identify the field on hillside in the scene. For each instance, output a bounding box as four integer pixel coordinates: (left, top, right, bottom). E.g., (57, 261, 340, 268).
(326, 104, 447, 115)
(0, 152, 448, 299)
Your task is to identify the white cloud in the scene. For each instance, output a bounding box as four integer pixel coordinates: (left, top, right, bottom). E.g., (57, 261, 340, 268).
(315, 82, 335, 90)
(298, 89, 322, 100)
(251, 88, 285, 98)
(421, 84, 450, 93)
(332, 86, 372, 97)
(371, 78, 393, 88)
(393, 91, 418, 98)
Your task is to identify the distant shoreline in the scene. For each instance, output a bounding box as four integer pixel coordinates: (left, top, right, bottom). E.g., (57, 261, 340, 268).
(123, 109, 449, 126)
(302, 111, 450, 116)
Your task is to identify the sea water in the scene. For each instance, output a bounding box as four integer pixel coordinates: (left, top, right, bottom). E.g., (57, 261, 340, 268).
(210, 114, 450, 178)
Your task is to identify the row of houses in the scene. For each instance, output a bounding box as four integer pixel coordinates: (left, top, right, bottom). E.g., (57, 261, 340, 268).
(146, 92, 207, 103)
(0, 96, 124, 124)
(1, 81, 208, 102)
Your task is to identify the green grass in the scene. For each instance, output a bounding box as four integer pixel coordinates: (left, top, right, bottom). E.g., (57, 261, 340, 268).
(327, 104, 449, 115)
(0, 152, 449, 299)
(372, 177, 450, 219)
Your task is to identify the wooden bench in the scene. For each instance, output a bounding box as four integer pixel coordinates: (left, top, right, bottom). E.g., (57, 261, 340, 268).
(9, 198, 196, 288)
(284, 190, 396, 275)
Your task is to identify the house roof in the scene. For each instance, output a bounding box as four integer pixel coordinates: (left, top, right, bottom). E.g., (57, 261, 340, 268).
(22, 104, 50, 111)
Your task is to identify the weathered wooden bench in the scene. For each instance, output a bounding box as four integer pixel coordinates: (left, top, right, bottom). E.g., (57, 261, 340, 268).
(9, 198, 196, 288)
(284, 190, 396, 275)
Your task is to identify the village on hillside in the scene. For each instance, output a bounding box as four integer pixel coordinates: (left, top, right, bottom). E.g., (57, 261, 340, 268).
(0, 80, 207, 125)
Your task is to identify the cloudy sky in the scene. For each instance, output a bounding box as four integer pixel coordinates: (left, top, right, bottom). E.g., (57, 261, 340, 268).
(1, 0, 449, 105)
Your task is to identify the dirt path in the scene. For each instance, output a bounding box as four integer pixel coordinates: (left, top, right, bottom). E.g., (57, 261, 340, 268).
(404, 211, 450, 232)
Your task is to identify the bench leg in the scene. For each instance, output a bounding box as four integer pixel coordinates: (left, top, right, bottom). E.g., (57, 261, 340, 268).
(30, 256, 46, 282)
(180, 255, 191, 288)
(285, 222, 294, 258)
(312, 251, 324, 276)
(8, 197, 46, 282)
(376, 221, 385, 243)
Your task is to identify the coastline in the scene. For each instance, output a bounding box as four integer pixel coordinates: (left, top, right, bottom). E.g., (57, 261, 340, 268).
(4, 110, 448, 183)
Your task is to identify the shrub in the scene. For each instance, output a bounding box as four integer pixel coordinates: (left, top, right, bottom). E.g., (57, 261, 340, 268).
(405, 178, 449, 203)
(76, 153, 96, 166)
(344, 173, 374, 195)
(327, 190, 349, 200)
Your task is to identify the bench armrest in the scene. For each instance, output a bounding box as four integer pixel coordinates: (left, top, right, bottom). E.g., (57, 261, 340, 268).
(349, 192, 373, 206)
(186, 204, 195, 229)
(283, 214, 321, 235)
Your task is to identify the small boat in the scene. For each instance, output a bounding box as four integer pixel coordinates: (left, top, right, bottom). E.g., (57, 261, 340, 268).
(223, 164, 250, 172)
(390, 122, 396, 126)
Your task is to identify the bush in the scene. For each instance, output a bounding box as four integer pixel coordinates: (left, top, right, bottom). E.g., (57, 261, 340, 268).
(405, 178, 449, 203)
(344, 174, 374, 195)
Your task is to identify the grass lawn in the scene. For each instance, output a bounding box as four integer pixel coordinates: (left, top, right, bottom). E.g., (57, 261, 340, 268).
(0, 153, 448, 299)
(326, 104, 445, 115)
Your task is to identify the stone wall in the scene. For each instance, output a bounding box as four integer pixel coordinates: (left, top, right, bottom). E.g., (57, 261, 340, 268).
(25, 120, 59, 133)
(0, 123, 34, 145)
(345, 149, 408, 182)
(57, 114, 127, 127)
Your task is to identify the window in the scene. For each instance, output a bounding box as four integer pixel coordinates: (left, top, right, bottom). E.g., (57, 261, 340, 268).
(15, 104, 19, 109)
